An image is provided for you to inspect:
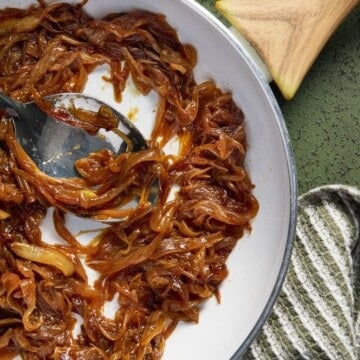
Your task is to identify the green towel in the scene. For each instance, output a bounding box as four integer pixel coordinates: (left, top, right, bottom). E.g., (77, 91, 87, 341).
(243, 185, 360, 359)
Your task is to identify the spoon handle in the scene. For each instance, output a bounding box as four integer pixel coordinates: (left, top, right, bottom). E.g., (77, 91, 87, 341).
(215, 0, 359, 99)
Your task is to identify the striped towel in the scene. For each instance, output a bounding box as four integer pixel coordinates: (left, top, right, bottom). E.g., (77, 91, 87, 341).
(243, 185, 360, 359)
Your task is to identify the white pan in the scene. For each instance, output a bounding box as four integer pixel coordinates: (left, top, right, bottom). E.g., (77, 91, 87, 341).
(0, 1, 297, 359)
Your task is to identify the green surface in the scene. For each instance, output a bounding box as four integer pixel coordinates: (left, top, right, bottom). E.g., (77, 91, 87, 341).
(280, 7, 360, 194)
(196, 1, 360, 195)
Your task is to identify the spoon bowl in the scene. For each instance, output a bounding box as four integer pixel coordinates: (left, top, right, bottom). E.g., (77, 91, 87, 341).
(0, 92, 149, 178)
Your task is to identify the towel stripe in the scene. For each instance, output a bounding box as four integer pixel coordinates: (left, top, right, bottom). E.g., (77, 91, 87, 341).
(304, 206, 353, 293)
(273, 305, 308, 356)
(296, 221, 355, 334)
(291, 246, 355, 357)
(282, 276, 339, 359)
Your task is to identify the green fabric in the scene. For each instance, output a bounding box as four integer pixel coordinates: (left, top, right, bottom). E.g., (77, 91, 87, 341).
(243, 185, 360, 359)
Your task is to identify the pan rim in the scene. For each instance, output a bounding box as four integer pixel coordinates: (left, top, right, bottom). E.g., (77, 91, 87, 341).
(179, 1, 298, 358)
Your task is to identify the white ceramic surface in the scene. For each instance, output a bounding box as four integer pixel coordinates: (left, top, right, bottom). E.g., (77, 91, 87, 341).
(0, 1, 297, 359)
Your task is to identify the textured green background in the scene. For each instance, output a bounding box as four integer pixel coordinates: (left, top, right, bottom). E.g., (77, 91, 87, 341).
(195, 1, 360, 195)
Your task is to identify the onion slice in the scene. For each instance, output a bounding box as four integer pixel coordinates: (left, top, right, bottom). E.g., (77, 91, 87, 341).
(9, 242, 75, 276)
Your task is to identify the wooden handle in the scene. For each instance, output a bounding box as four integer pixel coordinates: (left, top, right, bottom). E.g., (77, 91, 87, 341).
(215, 0, 359, 99)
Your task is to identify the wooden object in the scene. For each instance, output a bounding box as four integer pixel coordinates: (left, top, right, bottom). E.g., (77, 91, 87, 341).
(215, 0, 359, 99)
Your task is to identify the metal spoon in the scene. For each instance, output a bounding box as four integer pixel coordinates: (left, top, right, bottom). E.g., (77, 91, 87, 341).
(0, 92, 148, 178)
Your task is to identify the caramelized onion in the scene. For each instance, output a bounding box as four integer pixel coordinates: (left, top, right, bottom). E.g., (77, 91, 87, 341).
(0, 208, 9, 219)
(0, 2, 258, 359)
(9, 242, 75, 276)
